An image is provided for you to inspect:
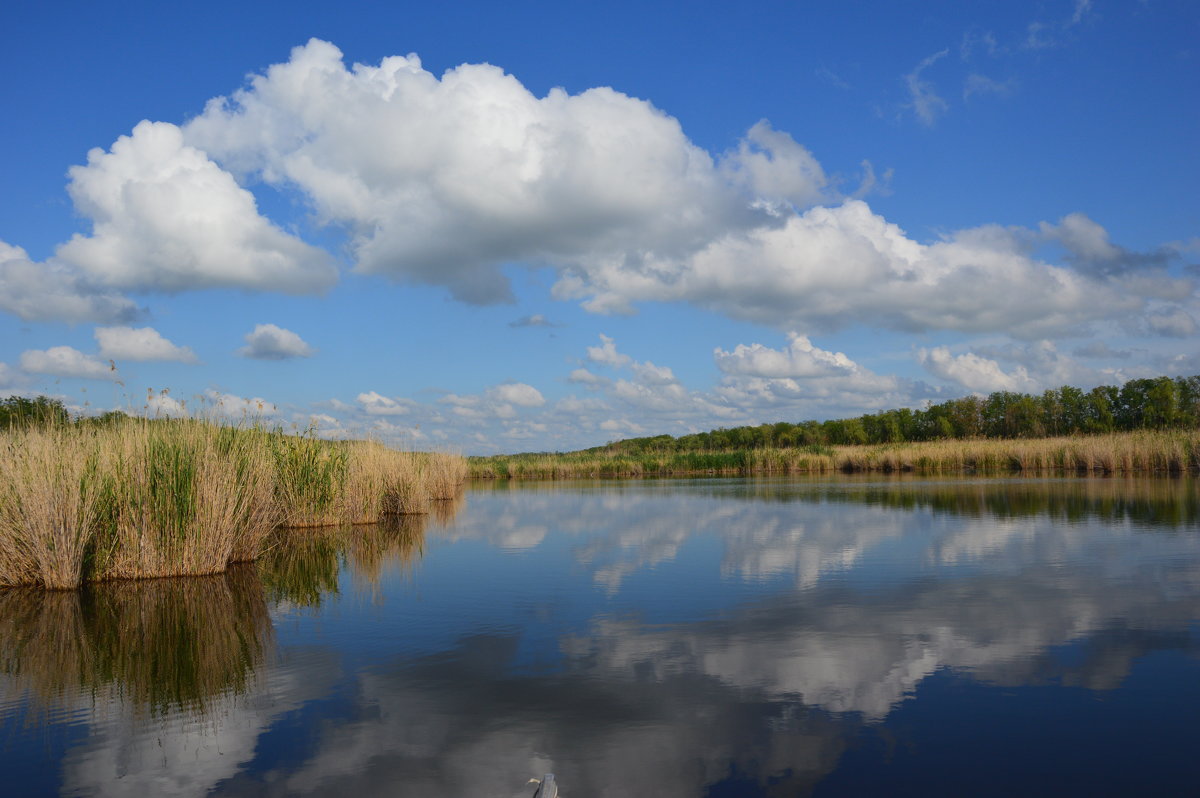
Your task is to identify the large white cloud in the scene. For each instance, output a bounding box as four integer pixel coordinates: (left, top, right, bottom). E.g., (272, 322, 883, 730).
(19, 346, 116, 380)
(94, 326, 197, 363)
(0, 241, 142, 324)
(557, 201, 1188, 336)
(182, 39, 793, 304)
(55, 121, 336, 294)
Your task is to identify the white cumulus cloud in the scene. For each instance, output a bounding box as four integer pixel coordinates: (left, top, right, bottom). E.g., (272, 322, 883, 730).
(19, 346, 116, 380)
(918, 346, 1035, 393)
(183, 39, 782, 304)
(586, 334, 632, 368)
(714, 332, 857, 378)
(488, 383, 545, 407)
(0, 240, 142, 324)
(356, 391, 413, 415)
(557, 201, 1184, 338)
(237, 323, 315, 360)
(94, 326, 197, 362)
(55, 120, 336, 294)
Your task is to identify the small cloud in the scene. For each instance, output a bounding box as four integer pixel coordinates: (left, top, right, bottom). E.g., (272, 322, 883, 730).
(568, 368, 607, 386)
(714, 333, 857, 379)
(960, 30, 1000, 60)
(509, 313, 561, 328)
(356, 391, 413, 415)
(237, 323, 315, 360)
(19, 346, 117, 380)
(904, 49, 950, 126)
(488, 382, 545, 407)
(632, 361, 677, 386)
(850, 160, 894, 199)
(95, 325, 197, 363)
(1070, 0, 1093, 26)
(963, 73, 1015, 101)
(815, 66, 851, 90)
(586, 334, 632, 368)
(202, 389, 277, 418)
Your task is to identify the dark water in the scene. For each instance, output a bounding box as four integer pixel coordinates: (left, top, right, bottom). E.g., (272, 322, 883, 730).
(2, 476, 1199, 797)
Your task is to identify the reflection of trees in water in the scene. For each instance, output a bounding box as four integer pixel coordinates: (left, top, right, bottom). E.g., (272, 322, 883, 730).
(478, 474, 1200, 528)
(742, 475, 1200, 527)
(0, 565, 272, 717)
(258, 514, 430, 607)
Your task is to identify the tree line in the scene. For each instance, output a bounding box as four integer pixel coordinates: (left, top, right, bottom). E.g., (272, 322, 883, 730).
(595, 375, 1200, 453)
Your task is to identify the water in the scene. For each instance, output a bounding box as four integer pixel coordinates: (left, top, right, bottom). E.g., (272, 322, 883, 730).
(2, 476, 1199, 797)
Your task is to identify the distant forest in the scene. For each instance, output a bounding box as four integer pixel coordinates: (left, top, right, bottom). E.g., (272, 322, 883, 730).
(593, 375, 1200, 453)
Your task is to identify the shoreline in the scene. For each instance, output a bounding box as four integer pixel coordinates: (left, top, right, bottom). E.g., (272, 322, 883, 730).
(470, 430, 1200, 479)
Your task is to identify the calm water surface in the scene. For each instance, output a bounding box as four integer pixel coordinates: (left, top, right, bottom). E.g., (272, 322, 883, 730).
(2, 476, 1199, 797)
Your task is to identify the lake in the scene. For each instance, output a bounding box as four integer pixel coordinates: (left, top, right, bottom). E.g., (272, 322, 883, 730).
(2, 476, 1199, 797)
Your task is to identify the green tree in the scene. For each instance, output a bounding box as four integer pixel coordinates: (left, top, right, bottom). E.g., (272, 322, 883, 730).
(0, 395, 71, 428)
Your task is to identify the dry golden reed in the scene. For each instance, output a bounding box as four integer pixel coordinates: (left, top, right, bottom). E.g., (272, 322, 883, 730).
(0, 427, 102, 589)
(0, 418, 467, 587)
(472, 430, 1200, 480)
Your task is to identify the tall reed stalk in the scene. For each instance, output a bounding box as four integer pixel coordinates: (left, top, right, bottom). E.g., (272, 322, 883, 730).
(0, 427, 103, 589)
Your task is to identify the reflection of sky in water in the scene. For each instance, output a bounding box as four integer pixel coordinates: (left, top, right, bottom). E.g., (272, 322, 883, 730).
(3, 476, 1199, 796)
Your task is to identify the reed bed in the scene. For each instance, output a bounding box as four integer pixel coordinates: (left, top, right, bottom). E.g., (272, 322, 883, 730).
(0, 418, 466, 588)
(471, 430, 1200, 480)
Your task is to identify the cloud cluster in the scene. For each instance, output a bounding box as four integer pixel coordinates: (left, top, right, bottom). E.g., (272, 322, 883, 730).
(4, 39, 1189, 348)
(237, 323, 314, 360)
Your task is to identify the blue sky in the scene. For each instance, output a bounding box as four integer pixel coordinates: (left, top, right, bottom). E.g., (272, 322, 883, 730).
(1, 0, 1196, 453)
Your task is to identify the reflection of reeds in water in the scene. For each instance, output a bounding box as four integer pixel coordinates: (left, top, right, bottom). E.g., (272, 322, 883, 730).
(346, 515, 427, 593)
(257, 516, 429, 607)
(0, 565, 272, 717)
(431, 491, 466, 525)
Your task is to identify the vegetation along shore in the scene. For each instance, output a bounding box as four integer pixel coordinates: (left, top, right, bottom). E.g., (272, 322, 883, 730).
(472, 374, 1200, 479)
(0, 402, 466, 589)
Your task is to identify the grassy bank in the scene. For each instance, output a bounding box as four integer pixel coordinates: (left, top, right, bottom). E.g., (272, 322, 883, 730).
(0, 418, 467, 589)
(471, 430, 1200, 480)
